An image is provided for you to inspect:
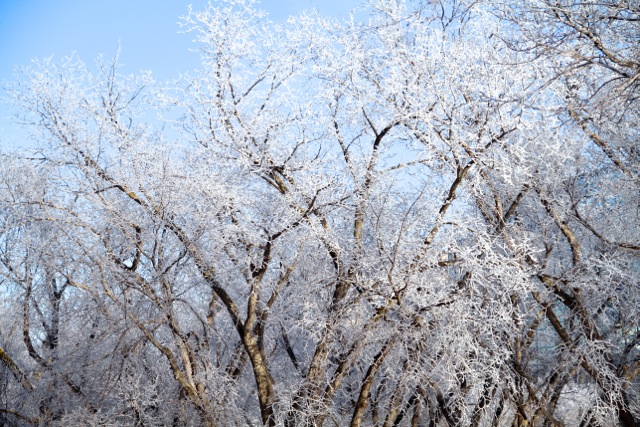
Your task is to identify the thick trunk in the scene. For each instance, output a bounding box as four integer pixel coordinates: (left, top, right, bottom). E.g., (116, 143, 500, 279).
(350, 337, 396, 427)
(243, 334, 275, 426)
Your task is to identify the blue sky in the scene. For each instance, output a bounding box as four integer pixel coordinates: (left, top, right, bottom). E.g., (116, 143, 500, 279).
(0, 0, 362, 148)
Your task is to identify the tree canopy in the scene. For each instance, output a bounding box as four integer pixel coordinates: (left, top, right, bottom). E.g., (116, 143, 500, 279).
(1, 0, 638, 426)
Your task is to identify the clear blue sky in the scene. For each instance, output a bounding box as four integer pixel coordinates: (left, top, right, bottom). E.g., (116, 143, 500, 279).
(0, 0, 362, 148)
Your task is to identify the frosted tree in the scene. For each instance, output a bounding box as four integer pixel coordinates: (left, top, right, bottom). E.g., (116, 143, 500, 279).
(0, 0, 638, 426)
